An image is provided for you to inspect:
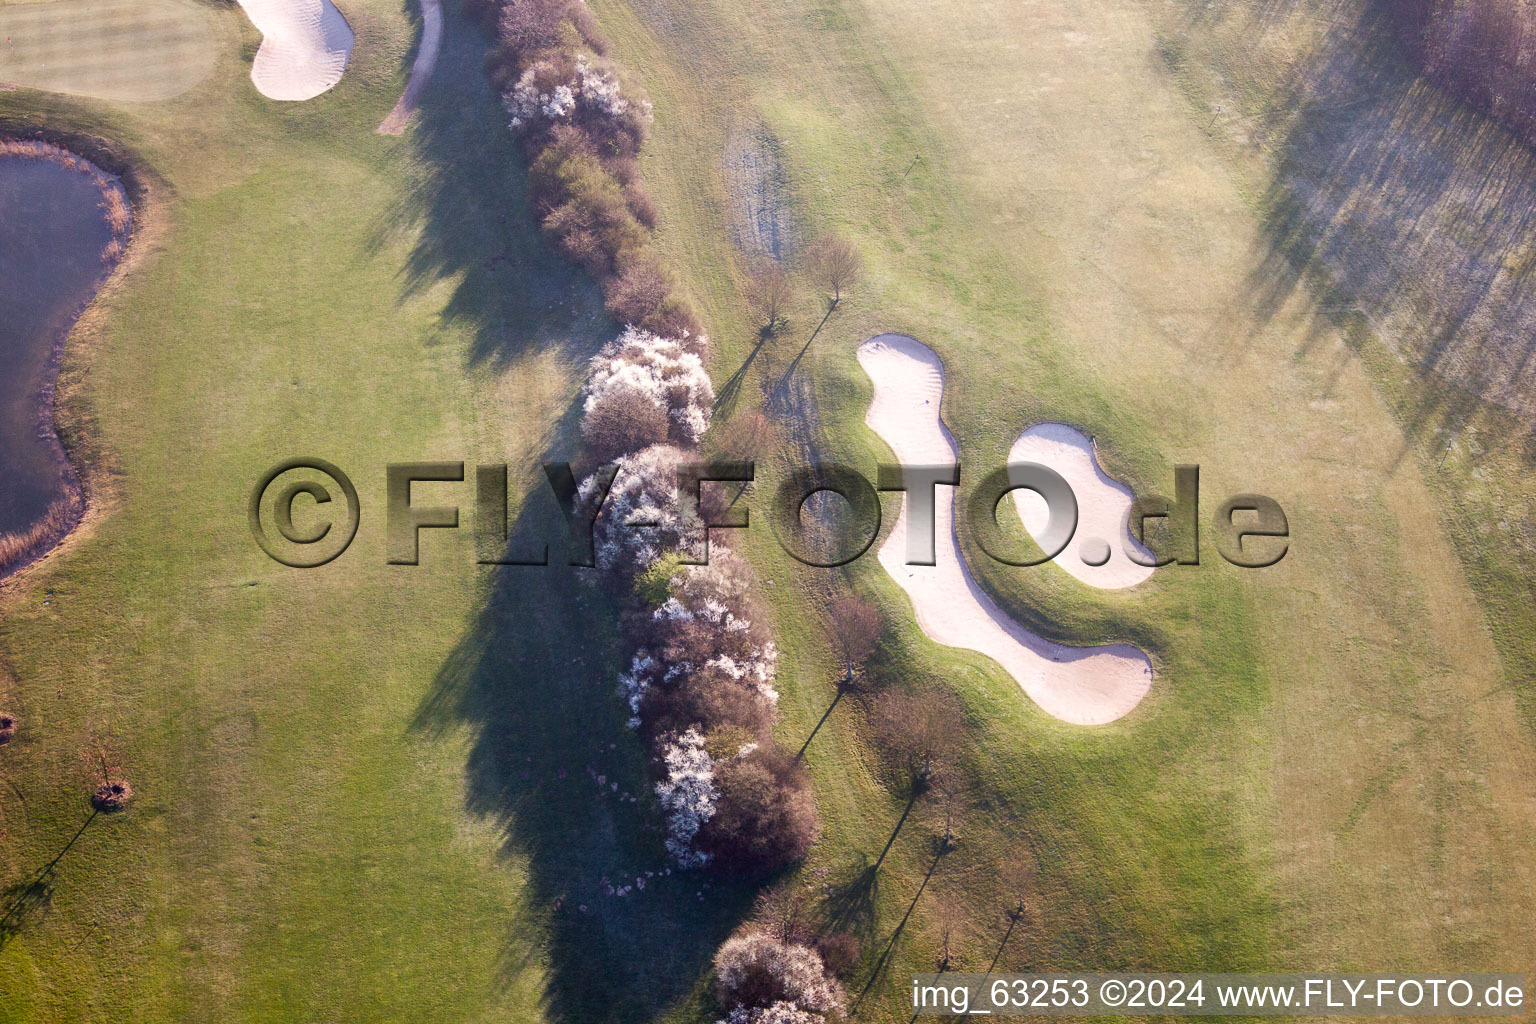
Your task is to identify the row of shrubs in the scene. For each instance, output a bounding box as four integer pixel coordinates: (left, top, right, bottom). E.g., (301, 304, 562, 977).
(465, 0, 704, 340)
(476, 0, 821, 879)
(473, 1, 842, 1017)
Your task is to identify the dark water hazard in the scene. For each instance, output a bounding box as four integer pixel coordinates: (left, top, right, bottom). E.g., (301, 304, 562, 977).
(0, 156, 114, 538)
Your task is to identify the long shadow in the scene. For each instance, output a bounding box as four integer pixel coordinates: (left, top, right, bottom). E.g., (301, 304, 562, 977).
(415, 483, 757, 1020)
(1195, 0, 1536, 463)
(873, 791, 920, 872)
(854, 845, 945, 1011)
(0, 809, 97, 949)
(713, 335, 769, 418)
(398, 6, 761, 1021)
(983, 911, 1021, 975)
(819, 858, 880, 944)
(794, 686, 845, 761)
(772, 305, 835, 398)
(372, 2, 609, 370)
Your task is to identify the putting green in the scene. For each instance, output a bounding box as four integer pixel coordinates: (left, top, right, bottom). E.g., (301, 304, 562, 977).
(0, 0, 217, 102)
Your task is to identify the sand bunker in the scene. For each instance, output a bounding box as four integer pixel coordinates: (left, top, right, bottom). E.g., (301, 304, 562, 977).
(236, 0, 353, 101)
(857, 334, 1152, 725)
(1010, 423, 1154, 589)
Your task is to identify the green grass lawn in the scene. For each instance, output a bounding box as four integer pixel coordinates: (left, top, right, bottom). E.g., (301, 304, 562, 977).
(0, 2, 604, 1019)
(586, 0, 1536, 1007)
(2, 0, 1535, 1019)
(0, 0, 218, 102)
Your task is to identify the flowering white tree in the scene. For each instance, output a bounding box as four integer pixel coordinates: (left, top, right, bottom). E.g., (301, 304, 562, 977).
(618, 550, 779, 723)
(504, 61, 574, 128)
(714, 932, 846, 1017)
(584, 326, 714, 450)
(504, 54, 653, 131)
(717, 1003, 824, 1024)
(580, 445, 706, 572)
(575, 55, 643, 119)
(654, 726, 718, 868)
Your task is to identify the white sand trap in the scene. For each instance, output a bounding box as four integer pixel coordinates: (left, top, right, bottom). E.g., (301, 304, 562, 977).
(1009, 423, 1154, 589)
(237, 0, 353, 101)
(857, 334, 1152, 725)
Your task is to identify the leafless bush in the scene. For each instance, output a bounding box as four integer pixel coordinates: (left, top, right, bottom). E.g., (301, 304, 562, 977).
(815, 932, 861, 978)
(0, 714, 16, 745)
(581, 385, 671, 462)
(529, 143, 649, 274)
(805, 234, 863, 308)
(624, 183, 659, 229)
(745, 261, 793, 336)
(700, 746, 822, 875)
(640, 297, 706, 348)
(604, 258, 672, 324)
(639, 663, 777, 747)
(492, 0, 605, 65)
(870, 687, 965, 790)
(826, 595, 881, 686)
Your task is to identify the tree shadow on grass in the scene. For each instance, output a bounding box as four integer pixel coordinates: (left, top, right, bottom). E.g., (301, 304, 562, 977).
(414, 488, 755, 1021)
(1190, 0, 1536, 464)
(853, 845, 945, 1012)
(0, 809, 97, 950)
(396, 7, 770, 1018)
(373, 1, 610, 370)
(818, 859, 879, 945)
(712, 335, 768, 419)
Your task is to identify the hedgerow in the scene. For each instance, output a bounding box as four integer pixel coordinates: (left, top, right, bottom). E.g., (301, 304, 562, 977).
(479, 0, 820, 876)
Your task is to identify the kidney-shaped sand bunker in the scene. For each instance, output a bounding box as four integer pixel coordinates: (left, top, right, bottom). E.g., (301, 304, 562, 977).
(856, 333, 1153, 726)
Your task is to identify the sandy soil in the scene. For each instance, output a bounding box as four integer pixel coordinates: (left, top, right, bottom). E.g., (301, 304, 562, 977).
(1009, 422, 1153, 589)
(858, 333, 1152, 725)
(237, 0, 353, 102)
(377, 0, 441, 134)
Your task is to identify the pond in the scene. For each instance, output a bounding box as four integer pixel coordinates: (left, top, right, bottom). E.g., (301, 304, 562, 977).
(0, 152, 117, 553)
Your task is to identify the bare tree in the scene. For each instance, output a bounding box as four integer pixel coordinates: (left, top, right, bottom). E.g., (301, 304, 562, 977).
(870, 687, 964, 790)
(806, 234, 863, 308)
(827, 595, 881, 687)
(745, 261, 794, 336)
(84, 738, 133, 811)
(753, 879, 812, 943)
(936, 899, 966, 970)
(933, 774, 962, 851)
(998, 851, 1036, 921)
